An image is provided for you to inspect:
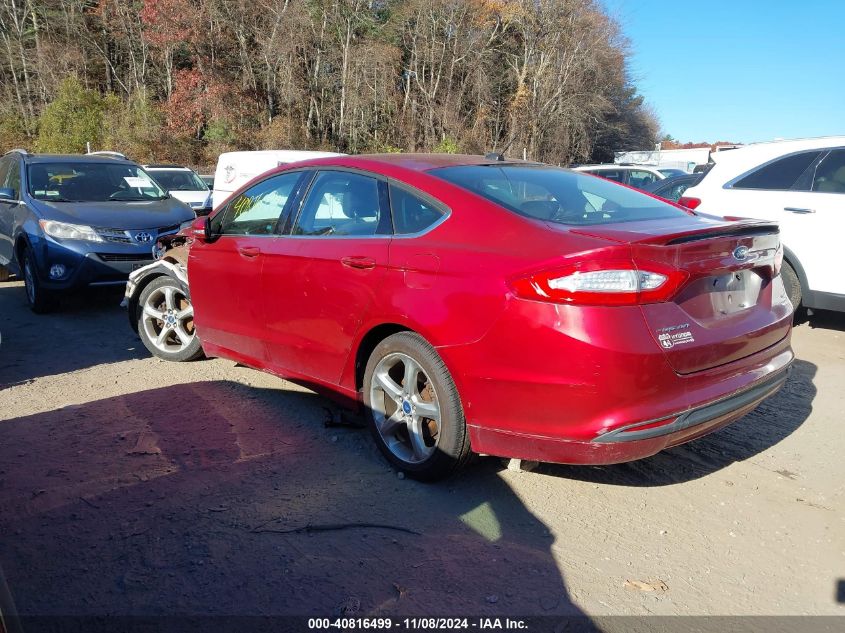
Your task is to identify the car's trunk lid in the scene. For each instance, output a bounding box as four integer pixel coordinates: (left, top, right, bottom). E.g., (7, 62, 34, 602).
(569, 218, 792, 374)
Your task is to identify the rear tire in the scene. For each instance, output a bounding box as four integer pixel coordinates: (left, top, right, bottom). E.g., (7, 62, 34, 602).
(781, 261, 802, 311)
(22, 247, 56, 314)
(136, 275, 204, 362)
(363, 331, 472, 481)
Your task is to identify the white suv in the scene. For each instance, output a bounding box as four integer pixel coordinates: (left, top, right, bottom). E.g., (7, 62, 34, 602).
(681, 136, 845, 313)
(572, 164, 666, 190)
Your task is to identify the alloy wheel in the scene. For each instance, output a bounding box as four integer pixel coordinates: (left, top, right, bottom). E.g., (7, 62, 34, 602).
(369, 352, 441, 464)
(141, 283, 195, 354)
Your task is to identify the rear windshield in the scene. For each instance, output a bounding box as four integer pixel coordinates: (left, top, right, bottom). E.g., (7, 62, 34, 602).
(149, 169, 208, 192)
(27, 162, 167, 202)
(430, 164, 689, 225)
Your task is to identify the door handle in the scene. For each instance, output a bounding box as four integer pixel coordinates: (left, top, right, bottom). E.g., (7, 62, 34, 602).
(238, 246, 261, 258)
(784, 207, 815, 214)
(341, 256, 376, 270)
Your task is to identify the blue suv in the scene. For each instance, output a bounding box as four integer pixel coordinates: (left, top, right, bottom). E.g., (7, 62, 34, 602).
(0, 150, 195, 312)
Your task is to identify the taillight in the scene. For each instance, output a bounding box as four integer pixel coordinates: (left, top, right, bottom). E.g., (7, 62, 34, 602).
(678, 196, 701, 210)
(510, 260, 689, 306)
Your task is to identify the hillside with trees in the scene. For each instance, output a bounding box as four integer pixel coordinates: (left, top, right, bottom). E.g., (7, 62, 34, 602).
(0, 0, 658, 167)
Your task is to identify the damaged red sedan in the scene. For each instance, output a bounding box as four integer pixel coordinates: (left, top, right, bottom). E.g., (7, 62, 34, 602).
(125, 154, 793, 480)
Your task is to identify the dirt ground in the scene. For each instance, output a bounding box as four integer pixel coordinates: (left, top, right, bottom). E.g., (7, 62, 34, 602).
(0, 279, 843, 624)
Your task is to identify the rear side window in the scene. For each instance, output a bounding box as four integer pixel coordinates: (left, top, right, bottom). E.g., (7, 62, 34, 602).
(431, 164, 689, 226)
(588, 169, 624, 183)
(732, 151, 821, 190)
(628, 170, 660, 189)
(812, 149, 845, 193)
(389, 184, 445, 234)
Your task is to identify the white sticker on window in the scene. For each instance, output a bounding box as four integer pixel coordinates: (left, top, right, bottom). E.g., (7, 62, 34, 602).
(124, 177, 151, 188)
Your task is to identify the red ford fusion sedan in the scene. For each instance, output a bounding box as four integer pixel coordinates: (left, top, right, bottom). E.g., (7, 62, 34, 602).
(127, 154, 793, 480)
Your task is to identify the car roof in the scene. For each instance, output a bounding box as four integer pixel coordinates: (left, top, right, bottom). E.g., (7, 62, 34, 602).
(20, 153, 136, 165)
(144, 164, 191, 170)
(574, 164, 661, 171)
(295, 153, 537, 173)
(713, 136, 845, 167)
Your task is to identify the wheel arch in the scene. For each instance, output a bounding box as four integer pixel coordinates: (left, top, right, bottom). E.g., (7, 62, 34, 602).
(14, 232, 32, 264)
(352, 323, 414, 392)
(782, 245, 809, 300)
(126, 260, 187, 333)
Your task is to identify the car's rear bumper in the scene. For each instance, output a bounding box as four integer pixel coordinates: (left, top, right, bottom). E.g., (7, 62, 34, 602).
(438, 297, 793, 465)
(468, 363, 791, 465)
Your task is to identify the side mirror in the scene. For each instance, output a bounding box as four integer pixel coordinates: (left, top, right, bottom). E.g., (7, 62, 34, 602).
(191, 216, 210, 242)
(0, 187, 14, 201)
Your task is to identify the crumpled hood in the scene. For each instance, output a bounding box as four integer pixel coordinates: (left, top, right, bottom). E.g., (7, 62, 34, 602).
(32, 198, 195, 230)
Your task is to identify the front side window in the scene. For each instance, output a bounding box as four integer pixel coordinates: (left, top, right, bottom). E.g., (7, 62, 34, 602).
(27, 162, 167, 202)
(215, 171, 303, 236)
(812, 149, 845, 194)
(149, 169, 208, 192)
(432, 164, 689, 226)
(389, 184, 445, 234)
(293, 171, 385, 237)
(732, 151, 821, 191)
(3, 159, 20, 199)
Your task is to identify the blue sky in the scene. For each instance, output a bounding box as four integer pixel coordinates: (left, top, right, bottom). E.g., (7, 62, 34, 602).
(601, 0, 845, 143)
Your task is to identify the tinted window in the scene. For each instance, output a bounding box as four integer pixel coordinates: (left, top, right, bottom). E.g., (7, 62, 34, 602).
(733, 151, 821, 190)
(3, 159, 20, 199)
(293, 171, 384, 237)
(389, 185, 445, 234)
(27, 162, 167, 201)
(0, 157, 11, 192)
(813, 149, 845, 193)
(432, 165, 690, 226)
(588, 169, 624, 183)
(628, 170, 660, 189)
(216, 172, 302, 236)
(149, 169, 208, 191)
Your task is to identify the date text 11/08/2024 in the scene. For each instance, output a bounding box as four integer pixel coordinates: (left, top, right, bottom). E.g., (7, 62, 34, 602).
(308, 618, 529, 630)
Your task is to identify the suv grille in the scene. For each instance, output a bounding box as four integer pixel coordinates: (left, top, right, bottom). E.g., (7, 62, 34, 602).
(96, 253, 154, 262)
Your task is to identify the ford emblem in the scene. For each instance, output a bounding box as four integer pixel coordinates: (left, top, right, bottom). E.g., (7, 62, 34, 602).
(732, 246, 750, 261)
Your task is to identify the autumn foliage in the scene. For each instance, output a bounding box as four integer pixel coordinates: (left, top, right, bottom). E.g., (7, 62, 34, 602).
(0, 0, 659, 167)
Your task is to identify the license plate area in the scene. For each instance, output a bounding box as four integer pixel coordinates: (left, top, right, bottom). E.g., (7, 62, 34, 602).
(709, 270, 761, 315)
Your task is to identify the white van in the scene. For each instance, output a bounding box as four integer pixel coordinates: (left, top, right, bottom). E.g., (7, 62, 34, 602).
(212, 150, 344, 209)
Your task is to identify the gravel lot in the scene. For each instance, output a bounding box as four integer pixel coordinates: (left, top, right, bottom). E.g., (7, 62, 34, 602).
(0, 279, 843, 622)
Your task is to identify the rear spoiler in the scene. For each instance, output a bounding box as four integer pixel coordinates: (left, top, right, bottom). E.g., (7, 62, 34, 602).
(660, 220, 779, 245)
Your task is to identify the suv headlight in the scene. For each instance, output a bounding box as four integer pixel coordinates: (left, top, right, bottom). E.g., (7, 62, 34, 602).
(39, 220, 104, 242)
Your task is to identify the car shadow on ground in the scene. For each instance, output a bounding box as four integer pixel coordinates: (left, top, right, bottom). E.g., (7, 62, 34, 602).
(803, 309, 845, 333)
(0, 381, 596, 629)
(0, 283, 147, 387)
(538, 359, 817, 487)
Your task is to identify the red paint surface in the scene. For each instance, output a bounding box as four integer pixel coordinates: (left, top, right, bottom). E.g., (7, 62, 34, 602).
(187, 154, 793, 465)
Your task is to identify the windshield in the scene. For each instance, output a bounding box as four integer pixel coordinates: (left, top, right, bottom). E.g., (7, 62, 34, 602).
(149, 169, 208, 192)
(28, 162, 167, 202)
(431, 164, 689, 226)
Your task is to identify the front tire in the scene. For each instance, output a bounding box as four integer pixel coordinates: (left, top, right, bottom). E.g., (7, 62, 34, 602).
(781, 261, 802, 311)
(22, 247, 56, 313)
(136, 275, 204, 362)
(363, 332, 472, 481)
